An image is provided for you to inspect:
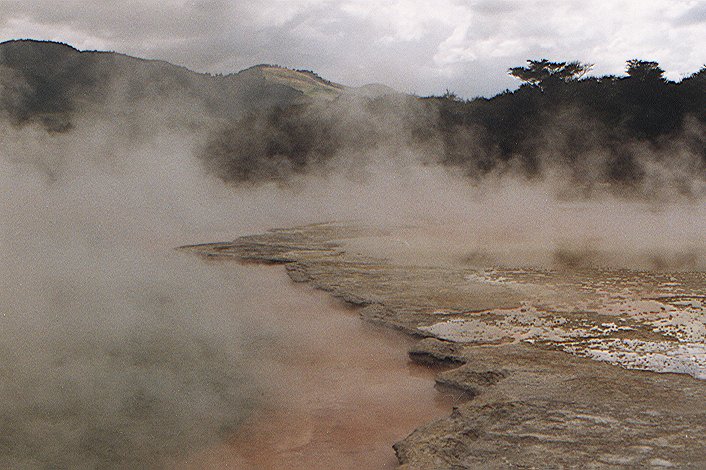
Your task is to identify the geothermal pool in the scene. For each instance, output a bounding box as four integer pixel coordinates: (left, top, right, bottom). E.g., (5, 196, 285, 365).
(180, 262, 462, 469)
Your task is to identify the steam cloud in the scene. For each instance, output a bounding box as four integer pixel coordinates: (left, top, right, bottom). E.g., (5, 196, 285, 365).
(0, 118, 272, 467)
(202, 81, 705, 200)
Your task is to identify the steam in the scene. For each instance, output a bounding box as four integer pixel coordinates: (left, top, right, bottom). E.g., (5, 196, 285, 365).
(200, 89, 705, 200)
(0, 41, 704, 468)
(0, 118, 271, 467)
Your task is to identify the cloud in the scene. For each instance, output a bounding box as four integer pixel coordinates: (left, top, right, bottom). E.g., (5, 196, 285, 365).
(0, 0, 703, 97)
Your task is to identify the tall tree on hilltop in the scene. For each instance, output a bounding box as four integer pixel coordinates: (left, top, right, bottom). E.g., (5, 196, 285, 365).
(508, 59, 593, 90)
(625, 59, 666, 81)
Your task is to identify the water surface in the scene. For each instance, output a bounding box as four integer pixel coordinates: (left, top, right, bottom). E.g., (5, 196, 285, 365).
(181, 263, 461, 469)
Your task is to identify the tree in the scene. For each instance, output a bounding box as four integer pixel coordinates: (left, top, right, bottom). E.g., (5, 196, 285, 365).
(508, 59, 593, 90)
(441, 88, 462, 102)
(625, 59, 665, 81)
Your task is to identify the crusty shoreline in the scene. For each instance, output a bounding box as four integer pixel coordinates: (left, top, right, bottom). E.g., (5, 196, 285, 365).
(182, 223, 706, 468)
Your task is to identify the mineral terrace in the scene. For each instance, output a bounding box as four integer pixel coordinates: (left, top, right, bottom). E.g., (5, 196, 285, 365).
(183, 223, 706, 469)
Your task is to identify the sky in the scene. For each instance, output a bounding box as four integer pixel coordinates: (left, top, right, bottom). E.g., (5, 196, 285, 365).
(0, 0, 704, 98)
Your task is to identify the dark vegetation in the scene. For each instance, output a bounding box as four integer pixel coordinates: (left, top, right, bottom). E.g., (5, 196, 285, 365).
(206, 58, 704, 195)
(426, 59, 705, 191)
(1, 40, 704, 195)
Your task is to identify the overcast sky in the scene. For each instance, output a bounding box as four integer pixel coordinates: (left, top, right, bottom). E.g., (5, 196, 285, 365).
(1, 0, 704, 97)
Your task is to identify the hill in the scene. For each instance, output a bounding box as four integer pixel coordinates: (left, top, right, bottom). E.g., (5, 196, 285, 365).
(1, 40, 703, 197)
(0, 39, 351, 131)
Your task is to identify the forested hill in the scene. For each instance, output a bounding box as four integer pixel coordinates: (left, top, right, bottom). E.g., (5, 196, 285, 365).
(1, 40, 704, 196)
(426, 60, 705, 186)
(204, 59, 704, 195)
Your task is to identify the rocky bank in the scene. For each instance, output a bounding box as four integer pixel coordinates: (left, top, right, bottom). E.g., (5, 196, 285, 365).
(182, 223, 706, 468)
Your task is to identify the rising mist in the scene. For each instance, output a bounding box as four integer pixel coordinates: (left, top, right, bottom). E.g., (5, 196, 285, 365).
(0, 40, 704, 467)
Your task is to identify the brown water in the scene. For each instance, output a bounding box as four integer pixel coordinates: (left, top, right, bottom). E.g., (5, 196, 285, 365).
(179, 263, 462, 469)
